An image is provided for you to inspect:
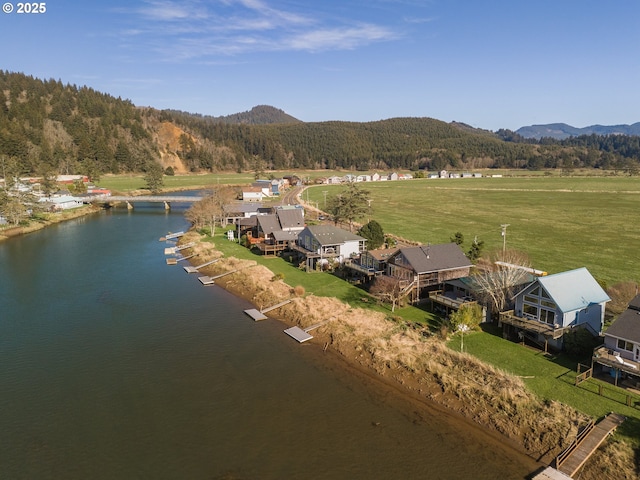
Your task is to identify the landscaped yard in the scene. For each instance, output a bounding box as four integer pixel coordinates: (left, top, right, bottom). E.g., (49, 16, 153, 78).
(448, 325, 640, 445)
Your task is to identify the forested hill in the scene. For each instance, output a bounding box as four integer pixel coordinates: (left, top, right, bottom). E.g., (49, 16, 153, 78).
(163, 105, 301, 125)
(2, 70, 640, 179)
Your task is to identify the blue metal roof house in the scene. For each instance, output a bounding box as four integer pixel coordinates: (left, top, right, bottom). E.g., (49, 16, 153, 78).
(499, 267, 610, 351)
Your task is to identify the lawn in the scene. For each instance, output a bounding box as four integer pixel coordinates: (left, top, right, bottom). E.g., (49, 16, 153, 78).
(207, 227, 440, 325)
(448, 325, 640, 444)
(305, 176, 640, 286)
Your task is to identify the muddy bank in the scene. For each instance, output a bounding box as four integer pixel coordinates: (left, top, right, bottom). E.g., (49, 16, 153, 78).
(181, 231, 638, 479)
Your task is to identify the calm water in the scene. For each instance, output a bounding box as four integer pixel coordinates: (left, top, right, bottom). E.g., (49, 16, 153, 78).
(0, 202, 537, 479)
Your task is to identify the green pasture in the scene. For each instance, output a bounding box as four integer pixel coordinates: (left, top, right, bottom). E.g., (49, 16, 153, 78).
(306, 176, 640, 285)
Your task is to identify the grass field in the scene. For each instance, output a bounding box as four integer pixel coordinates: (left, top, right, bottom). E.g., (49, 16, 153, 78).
(305, 176, 640, 286)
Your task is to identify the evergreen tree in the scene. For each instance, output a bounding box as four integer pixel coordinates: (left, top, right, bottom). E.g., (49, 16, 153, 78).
(358, 220, 385, 250)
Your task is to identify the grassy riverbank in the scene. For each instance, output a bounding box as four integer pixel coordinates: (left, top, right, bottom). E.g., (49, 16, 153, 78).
(0, 205, 99, 242)
(180, 228, 639, 479)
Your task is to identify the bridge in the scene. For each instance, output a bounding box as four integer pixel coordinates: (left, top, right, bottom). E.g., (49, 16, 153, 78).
(88, 195, 204, 209)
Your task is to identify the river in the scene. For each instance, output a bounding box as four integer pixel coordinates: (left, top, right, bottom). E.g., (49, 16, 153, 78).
(0, 201, 537, 479)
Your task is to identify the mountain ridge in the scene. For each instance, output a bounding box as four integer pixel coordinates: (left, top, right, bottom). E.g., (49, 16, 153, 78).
(516, 122, 640, 140)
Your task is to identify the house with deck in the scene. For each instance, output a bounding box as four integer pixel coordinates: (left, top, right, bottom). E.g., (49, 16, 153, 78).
(295, 225, 366, 271)
(592, 294, 640, 387)
(499, 267, 610, 351)
(242, 206, 305, 256)
(385, 243, 473, 302)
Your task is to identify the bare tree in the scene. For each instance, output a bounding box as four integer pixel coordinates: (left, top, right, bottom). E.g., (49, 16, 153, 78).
(370, 276, 407, 312)
(472, 249, 533, 314)
(186, 186, 238, 236)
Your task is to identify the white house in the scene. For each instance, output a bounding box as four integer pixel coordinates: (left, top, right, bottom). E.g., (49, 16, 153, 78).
(39, 195, 83, 211)
(296, 225, 366, 270)
(242, 187, 264, 202)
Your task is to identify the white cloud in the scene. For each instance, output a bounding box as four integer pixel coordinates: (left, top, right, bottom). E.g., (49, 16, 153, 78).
(120, 0, 402, 59)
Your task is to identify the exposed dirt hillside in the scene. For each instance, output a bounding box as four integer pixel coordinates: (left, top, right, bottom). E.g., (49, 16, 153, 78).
(151, 120, 191, 174)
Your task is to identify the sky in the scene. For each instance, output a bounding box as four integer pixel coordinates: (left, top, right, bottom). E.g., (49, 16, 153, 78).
(1, 0, 639, 131)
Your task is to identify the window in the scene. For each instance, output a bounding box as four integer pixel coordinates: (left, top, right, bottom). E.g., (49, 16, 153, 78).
(540, 309, 556, 325)
(531, 287, 540, 296)
(524, 295, 538, 304)
(541, 300, 556, 309)
(523, 304, 537, 318)
(617, 339, 634, 351)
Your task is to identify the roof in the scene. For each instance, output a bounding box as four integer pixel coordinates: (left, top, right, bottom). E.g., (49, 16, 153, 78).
(276, 208, 305, 230)
(224, 202, 263, 214)
(535, 267, 610, 312)
(629, 293, 640, 311)
(393, 243, 473, 274)
(272, 230, 299, 242)
(365, 248, 399, 262)
(303, 225, 365, 246)
(605, 294, 640, 343)
(256, 215, 281, 235)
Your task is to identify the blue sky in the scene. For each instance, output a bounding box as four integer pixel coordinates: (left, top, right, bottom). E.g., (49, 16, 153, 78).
(2, 0, 639, 131)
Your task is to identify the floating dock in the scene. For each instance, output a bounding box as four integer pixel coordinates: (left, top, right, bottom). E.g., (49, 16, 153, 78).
(159, 231, 185, 241)
(198, 276, 215, 286)
(244, 309, 268, 321)
(284, 326, 314, 343)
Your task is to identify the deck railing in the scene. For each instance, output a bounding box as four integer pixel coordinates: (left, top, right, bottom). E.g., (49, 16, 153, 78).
(499, 310, 567, 339)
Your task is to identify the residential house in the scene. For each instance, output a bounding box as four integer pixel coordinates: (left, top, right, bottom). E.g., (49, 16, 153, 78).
(242, 187, 264, 202)
(295, 225, 366, 271)
(593, 294, 640, 385)
(38, 195, 83, 211)
(252, 180, 274, 197)
(435, 272, 536, 319)
(386, 243, 473, 302)
(398, 173, 413, 180)
(327, 176, 343, 185)
(439, 170, 448, 178)
(371, 173, 381, 182)
(244, 206, 305, 256)
(499, 267, 610, 351)
(388, 172, 399, 181)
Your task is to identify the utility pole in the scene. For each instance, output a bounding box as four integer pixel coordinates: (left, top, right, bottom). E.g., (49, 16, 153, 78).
(501, 224, 510, 253)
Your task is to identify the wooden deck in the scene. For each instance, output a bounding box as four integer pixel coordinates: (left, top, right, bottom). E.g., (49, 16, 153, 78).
(556, 413, 626, 477)
(499, 310, 569, 340)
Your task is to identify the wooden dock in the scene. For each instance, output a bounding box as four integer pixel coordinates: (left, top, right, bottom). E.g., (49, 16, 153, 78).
(556, 413, 625, 477)
(198, 276, 215, 286)
(260, 299, 292, 314)
(159, 231, 185, 241)
(184, 258, 221, 273)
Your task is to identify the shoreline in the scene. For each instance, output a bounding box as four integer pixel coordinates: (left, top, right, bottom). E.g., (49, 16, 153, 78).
(0, 205, 101, 242)
(180, 231, 581, 474)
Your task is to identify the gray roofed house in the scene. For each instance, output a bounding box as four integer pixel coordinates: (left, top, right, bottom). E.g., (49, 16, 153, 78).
(386, 243, 473, 301)
(275, 206, 305, 232)
(594, 294, 640, 383)
(296, 225, 366, 270)
(602, 294, 640, 359)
